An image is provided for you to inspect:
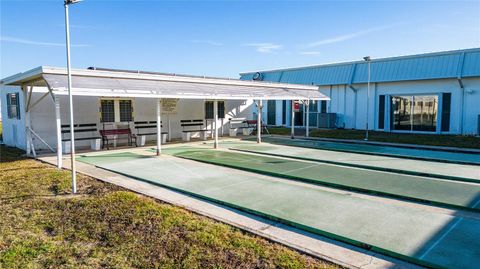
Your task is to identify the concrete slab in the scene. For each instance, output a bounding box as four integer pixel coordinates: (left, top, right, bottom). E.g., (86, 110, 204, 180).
(159, 147, 480, 211)
(250, 136, 480, 165)
(76, 151, 480, 269)
(38, 153, 420, 269)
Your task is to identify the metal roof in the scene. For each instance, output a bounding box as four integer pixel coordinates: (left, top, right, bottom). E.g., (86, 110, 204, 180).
(1, 66, 328, 101)
(240, 48, 480, 85)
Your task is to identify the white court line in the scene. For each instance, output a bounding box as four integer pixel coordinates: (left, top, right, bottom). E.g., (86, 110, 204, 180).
(418, 217, 463, 259)
(281, 163, 321, 175)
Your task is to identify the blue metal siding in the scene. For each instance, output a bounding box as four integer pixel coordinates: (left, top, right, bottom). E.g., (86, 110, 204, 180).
(240, 48, 480, 85)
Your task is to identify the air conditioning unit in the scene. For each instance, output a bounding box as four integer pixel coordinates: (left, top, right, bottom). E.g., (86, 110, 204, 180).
(318, 113, 337, 128)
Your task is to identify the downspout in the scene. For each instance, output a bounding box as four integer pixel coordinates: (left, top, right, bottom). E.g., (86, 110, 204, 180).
(458, 78, 465, 135)
(457, 52, 466, 135)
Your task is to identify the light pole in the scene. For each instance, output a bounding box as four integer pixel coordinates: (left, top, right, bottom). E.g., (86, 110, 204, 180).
(64, 0, 82, 194)
(363, 56, 371, 141)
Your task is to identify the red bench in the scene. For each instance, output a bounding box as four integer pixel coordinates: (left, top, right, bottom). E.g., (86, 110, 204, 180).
(245, 120, 269, 134)
(100, 128, 137, 149)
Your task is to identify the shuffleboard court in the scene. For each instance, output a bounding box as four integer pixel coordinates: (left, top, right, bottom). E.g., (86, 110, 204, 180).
(249, 136, 480, 165)
(160, 147, 480, 211)
(77, 151, 480, 269)
(226, 142, 480, 183)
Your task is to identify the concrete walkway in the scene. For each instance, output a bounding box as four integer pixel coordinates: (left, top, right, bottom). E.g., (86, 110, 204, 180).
(75, 148, 480, 269)
(38, 151, 420, 269)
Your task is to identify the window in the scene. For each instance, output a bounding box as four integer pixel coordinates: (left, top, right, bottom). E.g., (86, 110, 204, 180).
(100, 100, 115, 123)
(391, 95, 438, 132)
(320, 100, 327, 113)
(6, 93, 20, 119)
(282, 100, 286, 125)
(205, 101, 225, 119)
(119, 100, 133, 122)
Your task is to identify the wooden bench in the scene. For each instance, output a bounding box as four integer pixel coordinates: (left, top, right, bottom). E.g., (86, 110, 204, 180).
(100, 128, 137, 150)
(180, 119, 209, 141)
(133, 121, 168, 146)
(245, 120, 270, 135)
(61, 123, 101, 153)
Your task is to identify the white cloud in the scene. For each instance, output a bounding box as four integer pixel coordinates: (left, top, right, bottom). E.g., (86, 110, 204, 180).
(0, 36, 90, 47)
(300, 51, 320, 55)
(306, 24, 402, 48)
(244, 43, 283, 53)
(191, 39, 223, 46)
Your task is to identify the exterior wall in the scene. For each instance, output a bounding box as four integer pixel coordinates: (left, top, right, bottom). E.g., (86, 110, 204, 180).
(1, 86, 26, 149)
(0, 85, 255, 151)
(265, 78, 480, 135)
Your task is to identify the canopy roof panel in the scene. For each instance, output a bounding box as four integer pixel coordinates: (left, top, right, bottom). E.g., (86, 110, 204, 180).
(2, 66, 328, 101)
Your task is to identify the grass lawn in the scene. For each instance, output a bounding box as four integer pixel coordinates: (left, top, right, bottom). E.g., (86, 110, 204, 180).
(0, 145, 337, 269)
(268, 127, 480, 149)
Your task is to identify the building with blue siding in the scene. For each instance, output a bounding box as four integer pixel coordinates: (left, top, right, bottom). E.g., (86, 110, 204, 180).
(240, 48, 480, 135)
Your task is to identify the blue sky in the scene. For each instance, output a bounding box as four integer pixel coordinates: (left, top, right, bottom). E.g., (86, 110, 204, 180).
(1, 0, 479, 78)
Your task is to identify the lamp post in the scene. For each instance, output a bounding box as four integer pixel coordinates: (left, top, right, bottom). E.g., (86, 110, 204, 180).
(363, 56, 371, 141)
(64, 0, 82, 194)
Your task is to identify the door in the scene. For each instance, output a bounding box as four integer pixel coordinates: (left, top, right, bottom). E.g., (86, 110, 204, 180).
(294, 104, 304, 126)
(267, 100, 276, 125)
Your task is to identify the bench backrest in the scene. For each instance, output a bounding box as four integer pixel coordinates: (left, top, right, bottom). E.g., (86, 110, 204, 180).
(134, 121, 163, 133)
(180, 119, 205, 130)
(61, 123, 98, 139)
(100, 128, 131, 136)
(229, 118, 247, 125)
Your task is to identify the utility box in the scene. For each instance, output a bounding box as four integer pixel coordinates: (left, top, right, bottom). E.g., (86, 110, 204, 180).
(318, 113, 337, 128)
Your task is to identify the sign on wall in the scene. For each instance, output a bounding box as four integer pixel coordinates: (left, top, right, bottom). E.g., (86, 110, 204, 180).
(161, 99, 179, 114)
(293, 101, 301, 112)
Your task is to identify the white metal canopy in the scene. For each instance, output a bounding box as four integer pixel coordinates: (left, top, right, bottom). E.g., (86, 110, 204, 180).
(2, 66, 329, 101)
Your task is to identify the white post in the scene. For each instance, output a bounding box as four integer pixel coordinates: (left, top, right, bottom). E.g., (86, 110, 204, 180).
(291, 100, 295, 139)
(65, 2, 76, 194)
(214, 100, 219, 149)
(256, 100, 263, 143)
(306, 100, 310, 138)
(54, 95, 63, 169)
(156, 98, 162, 156)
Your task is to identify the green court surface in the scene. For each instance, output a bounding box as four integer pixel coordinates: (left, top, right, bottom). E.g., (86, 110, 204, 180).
(160, 148, 480, 211)
(227, 142, 480, 183)
(78, 151, 480, 269)
(250, 136, 480, 165)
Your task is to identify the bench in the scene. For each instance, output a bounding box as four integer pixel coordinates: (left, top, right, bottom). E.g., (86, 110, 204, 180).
(100, 128, 137, 150)
(133, 121, 168, 146)
(245, 120, 270, 135)
(180, 119, 209, 141)
(61, 123, 102, 153)
(228, 118, 251, 136)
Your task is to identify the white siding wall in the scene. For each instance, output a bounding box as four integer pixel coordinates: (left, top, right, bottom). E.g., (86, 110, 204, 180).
(1, 86, 26, 149)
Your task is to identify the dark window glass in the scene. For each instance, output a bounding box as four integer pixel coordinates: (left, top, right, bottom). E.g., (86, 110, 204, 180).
(378, 95, 385, 129)
(441, 93, 451, 132)
(119, 100, 133, 122)
(205, 101, 225, 119)
(267, 100, 276, 125)
(7, 93, 20, 119)
(282, 100, 286, 125)
(320, 100, 327, 113)
(101, 100, 115, 123)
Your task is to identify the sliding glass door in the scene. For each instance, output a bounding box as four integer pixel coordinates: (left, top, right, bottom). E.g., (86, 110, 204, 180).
(391, 95, 438, 132)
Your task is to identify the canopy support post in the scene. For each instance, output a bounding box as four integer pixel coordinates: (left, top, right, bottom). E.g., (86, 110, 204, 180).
(291, 100, 295, 139)
(156, 98, 162, 156)
(305, 100, 310, 138)
(257, 100, 262, 143)
(214, 100, 219, 149)
(53, 94, 63, 169)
